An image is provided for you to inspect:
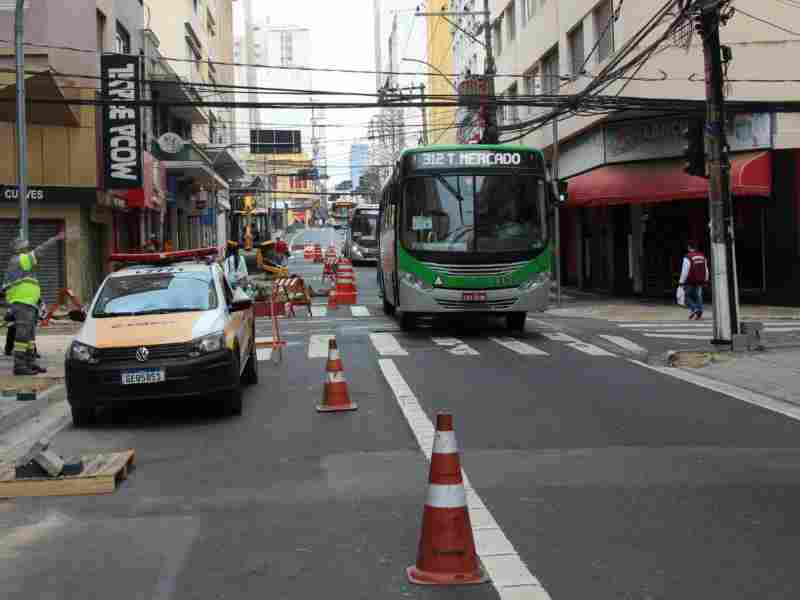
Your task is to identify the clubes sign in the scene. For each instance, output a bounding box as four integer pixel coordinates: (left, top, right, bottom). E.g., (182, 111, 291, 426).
(101, 54, 142, 188)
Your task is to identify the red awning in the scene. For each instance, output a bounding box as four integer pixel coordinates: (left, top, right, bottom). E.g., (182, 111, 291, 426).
(566, 151, 771, 208)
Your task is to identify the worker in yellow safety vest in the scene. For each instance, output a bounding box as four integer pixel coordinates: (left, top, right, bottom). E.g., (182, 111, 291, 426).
(2, 231, 64, 375)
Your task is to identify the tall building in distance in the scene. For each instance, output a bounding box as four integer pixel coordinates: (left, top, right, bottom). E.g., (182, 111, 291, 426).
(350, 144, 370, 192)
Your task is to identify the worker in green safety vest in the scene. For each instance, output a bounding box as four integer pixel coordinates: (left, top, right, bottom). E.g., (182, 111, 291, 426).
(2, 230, 64, 375)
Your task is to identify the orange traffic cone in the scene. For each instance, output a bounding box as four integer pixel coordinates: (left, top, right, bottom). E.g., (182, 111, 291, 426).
(327, 289, 338, 309)
(317, 338, 357, 412)
(407, 413, 488, 586)
(334, 259, 357, 304)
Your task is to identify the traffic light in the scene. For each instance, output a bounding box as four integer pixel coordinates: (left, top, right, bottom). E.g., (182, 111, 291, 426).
(682, 119, 707, 178)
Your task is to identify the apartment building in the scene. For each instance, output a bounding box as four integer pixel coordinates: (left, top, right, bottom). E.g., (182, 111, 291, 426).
(145, 0, 242, 250)
(453, 0, 800, 305)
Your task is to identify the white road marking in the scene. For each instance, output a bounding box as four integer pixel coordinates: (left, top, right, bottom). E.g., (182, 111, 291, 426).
(369, 333, 409, 356)
(432, 337, 480, 356)
(490, 338, 549, 356)
(350, 306, 371, 317)
(643, 334, 712, 340)
(617, 323, 713, 329)
(566, 341, 616, 357)
(308, 334, 335, 359)
(617, 320, 800, 328)
(311, 305, 328, 317)
(631, 360, 800, 422)
(541, 332, 581, 343)
(598, 335, 647, 355)
(256, 348, 272, 361)
(377, 359, 551, 600)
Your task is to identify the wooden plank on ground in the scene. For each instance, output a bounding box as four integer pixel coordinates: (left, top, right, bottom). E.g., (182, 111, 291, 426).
(0, 450, 135, 498)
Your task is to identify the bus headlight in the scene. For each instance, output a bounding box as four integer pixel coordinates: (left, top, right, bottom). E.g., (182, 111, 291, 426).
(352, 244, 364, 258)
(401, 271, 433, 291)
(519, 272, 549, 292)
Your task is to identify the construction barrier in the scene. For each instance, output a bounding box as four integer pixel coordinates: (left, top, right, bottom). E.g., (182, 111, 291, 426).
(272, 276, 312, 318)
(407, 413, 488, 586)
(316, 338, 357, 412)
(332, 258, 357, 305)
(41, 289, 83, 327)
(304, 245, 314, 260)
(313, 244, 323, 263)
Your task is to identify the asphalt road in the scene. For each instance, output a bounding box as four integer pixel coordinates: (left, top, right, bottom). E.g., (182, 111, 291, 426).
(5, 228, 800, 599)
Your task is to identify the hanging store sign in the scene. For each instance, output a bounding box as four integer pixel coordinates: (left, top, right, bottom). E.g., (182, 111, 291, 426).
(157, 132, 185, 155)
(101, 53, 143, 189)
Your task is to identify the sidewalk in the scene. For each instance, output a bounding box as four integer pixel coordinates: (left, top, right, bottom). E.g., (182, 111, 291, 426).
(669, 348, 800, 413)
(547, 288, 800, 322)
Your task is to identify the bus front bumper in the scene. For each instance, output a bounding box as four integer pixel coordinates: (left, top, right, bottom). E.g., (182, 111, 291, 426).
(398, 277, 550, 313)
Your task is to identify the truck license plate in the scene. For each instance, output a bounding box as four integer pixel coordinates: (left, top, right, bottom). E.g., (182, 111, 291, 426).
(121, 369, 165, 385)
(462, 292, 487, 302)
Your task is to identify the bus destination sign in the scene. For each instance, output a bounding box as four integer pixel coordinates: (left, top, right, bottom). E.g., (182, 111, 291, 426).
(410, 150, 542, 171)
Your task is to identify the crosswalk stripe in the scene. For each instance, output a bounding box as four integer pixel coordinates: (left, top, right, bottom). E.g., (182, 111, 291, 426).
(542, 332, 582, 343)
(567, 341, 616, 357)
(369, 333, 409, 356)
(598, 335, 646, 354)
(351, 306, 371, 317)
(617, 320, 800, 328)
(308, 334, 335, 358)
(311, 305, 328, 317)
(617, 323, 711, 329)
(489, 337, 549, 356)
(432, 337, 480, 356)
(256, 348, 273, 361)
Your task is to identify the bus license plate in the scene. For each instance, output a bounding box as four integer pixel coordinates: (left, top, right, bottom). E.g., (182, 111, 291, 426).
(121, 369, 165, 385)
(462, 292, 487, 302)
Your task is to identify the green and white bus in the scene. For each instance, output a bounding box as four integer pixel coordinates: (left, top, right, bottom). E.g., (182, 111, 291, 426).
(377, 144, 554, 331)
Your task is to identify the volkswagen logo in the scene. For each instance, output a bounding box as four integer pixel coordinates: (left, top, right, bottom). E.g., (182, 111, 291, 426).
(136, 347, 149, 362)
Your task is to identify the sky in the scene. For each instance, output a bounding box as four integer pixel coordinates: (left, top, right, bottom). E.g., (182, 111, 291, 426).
(233, 0, 429, 188)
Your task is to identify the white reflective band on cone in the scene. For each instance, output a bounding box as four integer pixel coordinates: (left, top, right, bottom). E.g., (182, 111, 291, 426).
(327, 371, 345, 383)
(328, 349, 340, 361)
(426, 483, 467, 509)
(432, 430, 459, 454)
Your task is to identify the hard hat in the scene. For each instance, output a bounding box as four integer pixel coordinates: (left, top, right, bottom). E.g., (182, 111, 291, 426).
(226, 240, 239, 249)
(11, 237, 30, 253)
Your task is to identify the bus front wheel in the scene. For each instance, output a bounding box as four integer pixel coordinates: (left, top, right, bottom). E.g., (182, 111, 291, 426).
(507, 312, 527, 332)
(383, 297, 396, 316)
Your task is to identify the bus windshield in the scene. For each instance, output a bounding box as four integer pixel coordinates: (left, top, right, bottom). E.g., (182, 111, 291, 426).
(351, 211, 379, 242)
(402, 174, 547, 254)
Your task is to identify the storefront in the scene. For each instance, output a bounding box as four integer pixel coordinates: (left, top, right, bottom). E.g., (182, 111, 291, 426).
(556, 113, 780, 301)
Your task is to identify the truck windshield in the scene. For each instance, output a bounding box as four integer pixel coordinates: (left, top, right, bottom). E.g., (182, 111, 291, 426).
(402, 174, 547, 253)
(93, 271, 219, 317)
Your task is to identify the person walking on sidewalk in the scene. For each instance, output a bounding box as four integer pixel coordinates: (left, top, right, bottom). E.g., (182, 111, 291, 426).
(679, 240, 710, 320)
(2, 230, 64, 374)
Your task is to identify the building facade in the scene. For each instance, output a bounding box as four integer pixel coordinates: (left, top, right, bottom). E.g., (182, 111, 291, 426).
(448, 0, 800, 305)
(350, 144, 370, 191)
(424, 0, 458, 145)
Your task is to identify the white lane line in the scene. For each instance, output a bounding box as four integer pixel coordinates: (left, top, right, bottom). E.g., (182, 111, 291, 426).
(643, 334, 712, 340)
(631, 360, 800, 422)
(617, 323, 713, 329)
(369, 333, 408, 356)
(311, 305, 328, 318)
(617, 321, 800, 328)
(377, 359, 551, 600)
(566, 341, 616, 357)
(256, 348, 273, 361)
(432, 337, 480, 356)
(598, 335, 647, 355)
(350, 306, 371, 317)
(490, 338, 549, 356)
(308, 334, 335, 359)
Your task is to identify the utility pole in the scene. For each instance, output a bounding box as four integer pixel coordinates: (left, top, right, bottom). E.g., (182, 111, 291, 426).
(552, 117, 561, 307)
(695, 0, 739, 343)
(481, 0, 498, 144)
(15, 0, 28, 241)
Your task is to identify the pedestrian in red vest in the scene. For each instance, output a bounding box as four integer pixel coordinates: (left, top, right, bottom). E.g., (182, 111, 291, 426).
(679, 240, 709, 320)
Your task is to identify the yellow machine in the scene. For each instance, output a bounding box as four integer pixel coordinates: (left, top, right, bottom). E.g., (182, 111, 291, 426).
(236, 195, 256, 251)
(256, 240, 289, 279)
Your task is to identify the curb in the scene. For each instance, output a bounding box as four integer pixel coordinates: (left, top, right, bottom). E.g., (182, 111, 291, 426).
(0, 383, 66, 438)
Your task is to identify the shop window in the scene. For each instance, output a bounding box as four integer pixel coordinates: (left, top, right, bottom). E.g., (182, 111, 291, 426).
(541, 47, 559, 95)
(115, 22, 131, 55)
